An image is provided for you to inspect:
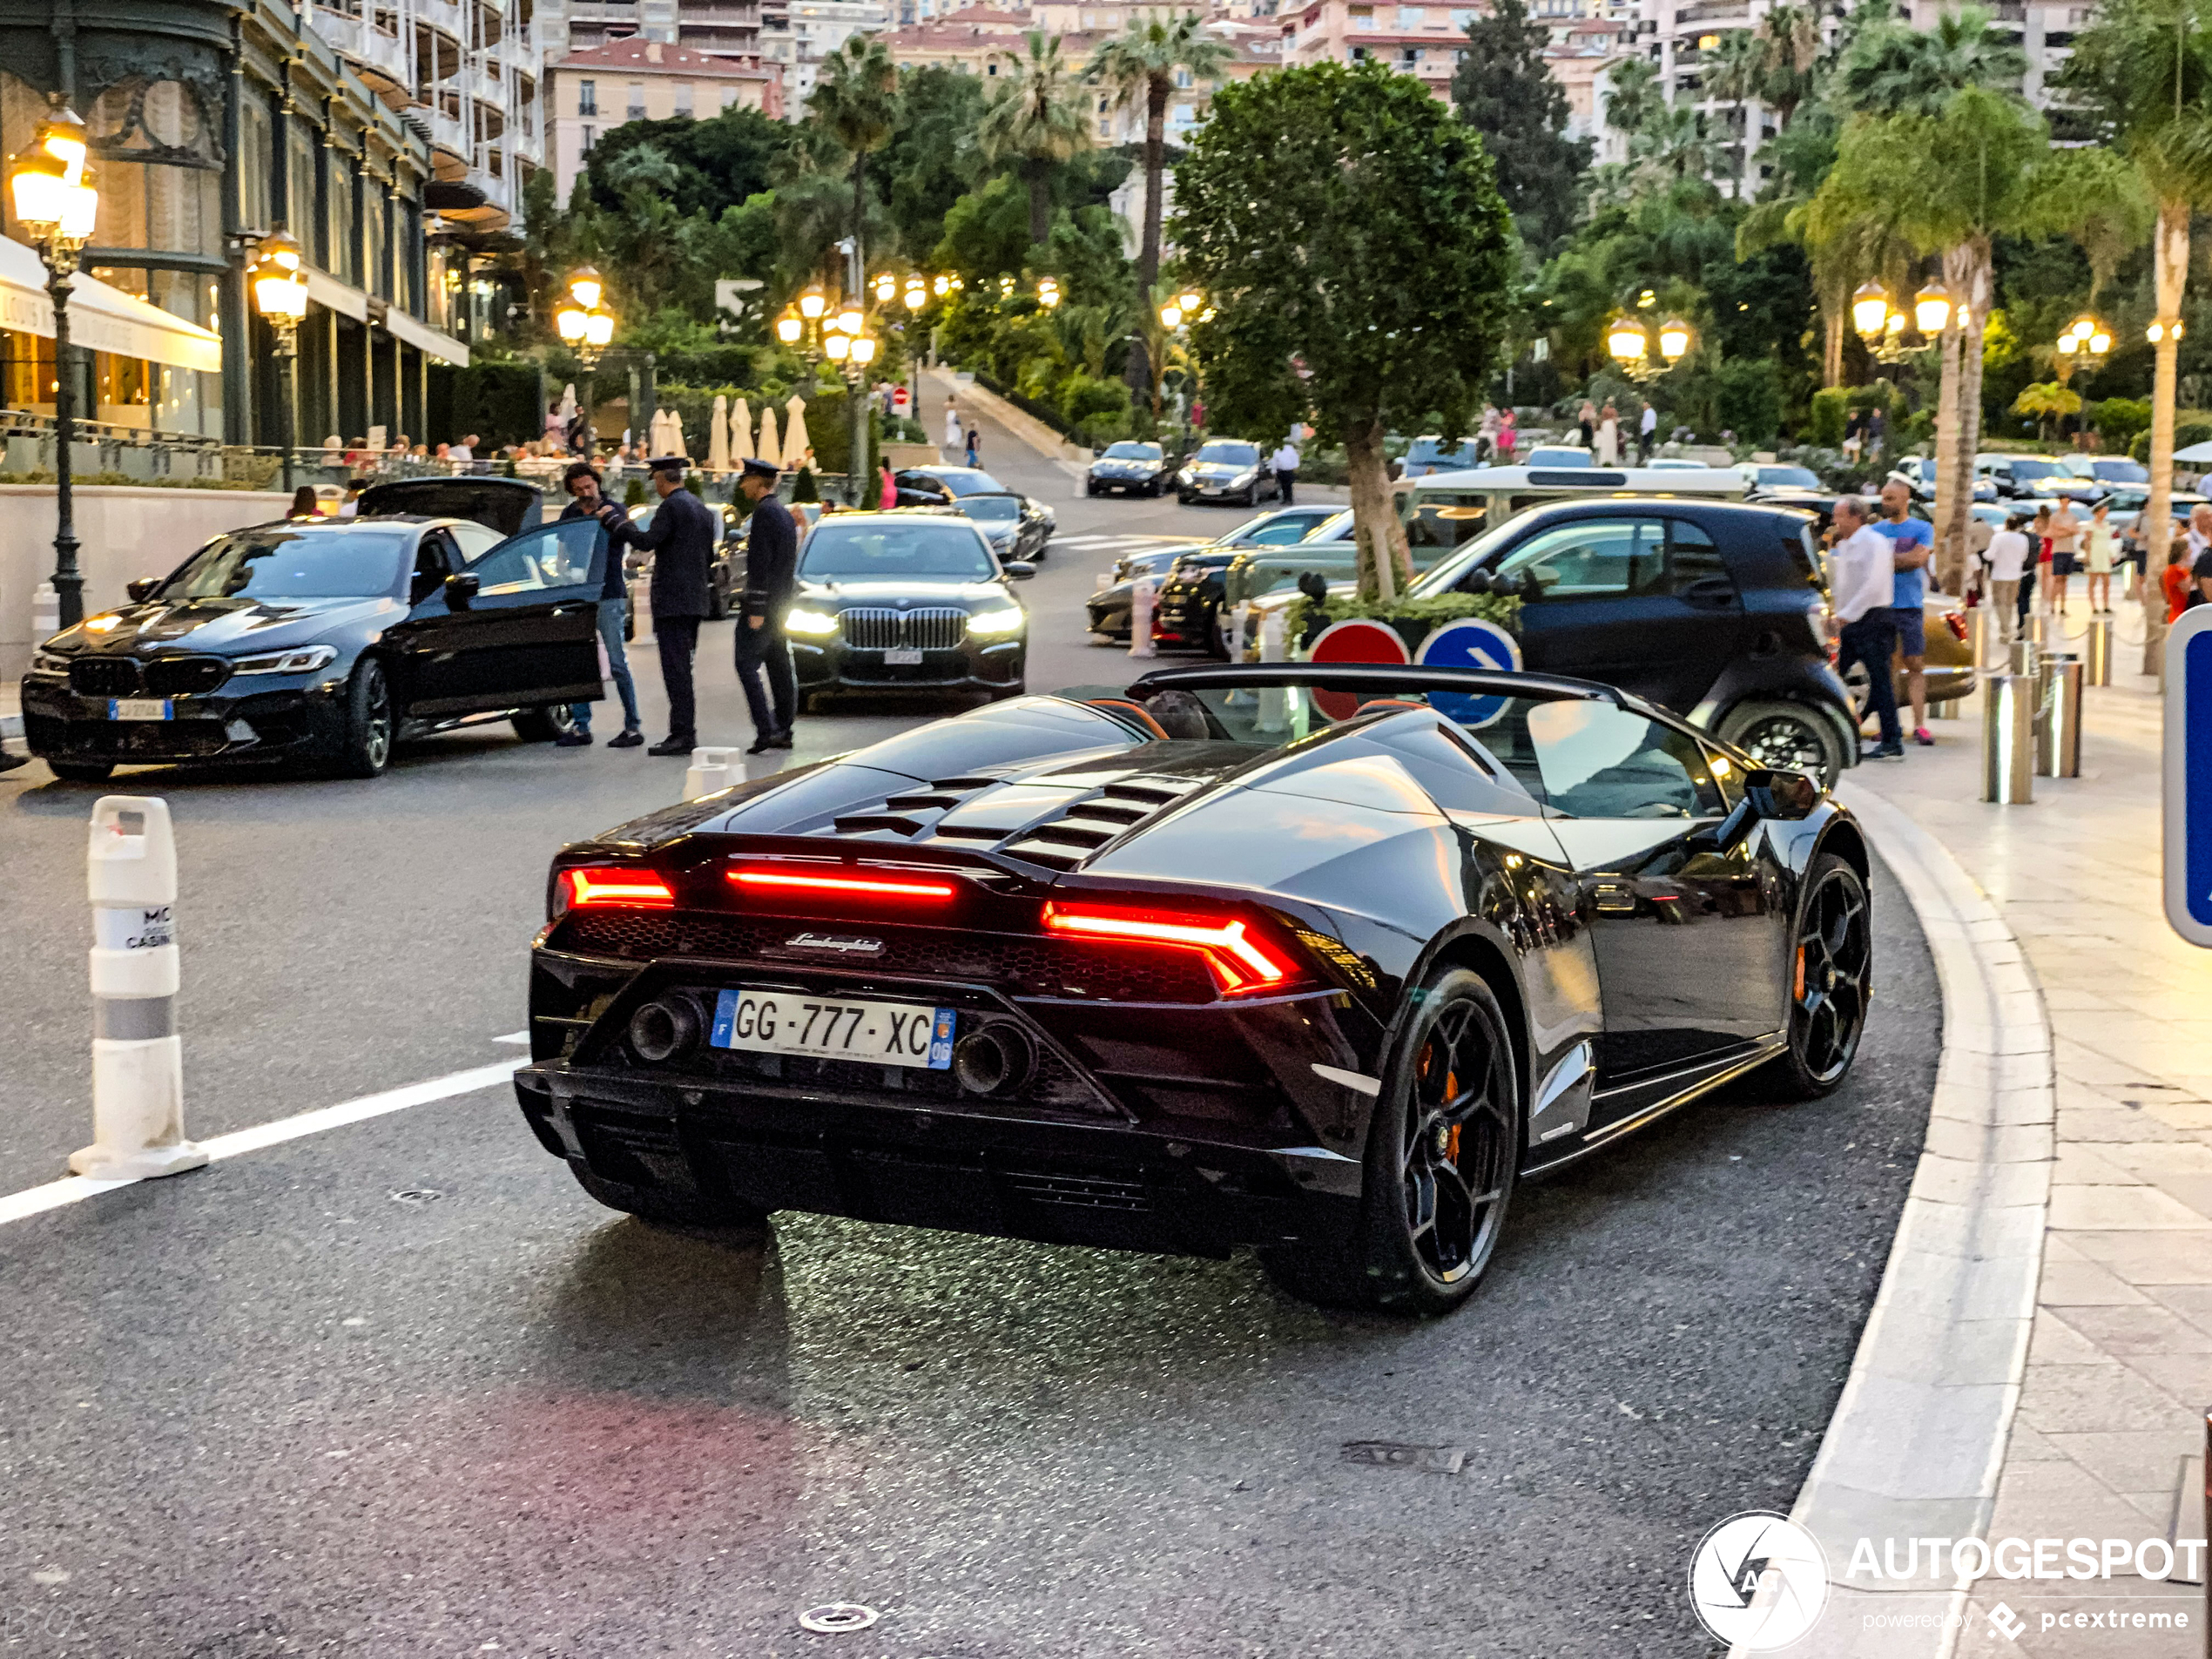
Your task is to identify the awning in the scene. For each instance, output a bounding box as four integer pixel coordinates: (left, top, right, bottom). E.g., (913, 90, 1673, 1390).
(304, 266, 368, 322)
(385, 305, 469, 367)
(307, 266, 469, 366)
(0, 235, 223, 374)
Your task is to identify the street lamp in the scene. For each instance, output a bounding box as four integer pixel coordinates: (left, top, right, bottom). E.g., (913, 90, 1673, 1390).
(1037, 276, 1062, 310)
(1606, 309, 1692, 382)
(554, 266, 615, 372)
(249, 230, 311, 494)
(10, 105, 99, 628)
(2055, 312, 2112, 383)
(1913, 282, 1952, 337)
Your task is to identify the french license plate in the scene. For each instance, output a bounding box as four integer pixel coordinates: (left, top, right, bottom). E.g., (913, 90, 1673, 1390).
(711, 988, 954, 1069)
(109, 698, 172, 721)
(882, 647, 925, 665)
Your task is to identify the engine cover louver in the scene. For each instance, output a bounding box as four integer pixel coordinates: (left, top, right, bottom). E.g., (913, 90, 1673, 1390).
(826, 772, 1211, 869)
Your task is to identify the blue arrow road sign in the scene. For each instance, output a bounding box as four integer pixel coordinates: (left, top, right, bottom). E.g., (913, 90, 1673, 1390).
(1416, 617, 1524, 728)
(2164, 606, 2212, 946)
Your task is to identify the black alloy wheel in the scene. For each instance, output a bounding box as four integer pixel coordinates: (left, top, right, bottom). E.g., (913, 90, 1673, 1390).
(1263, 968, 1520, 1316)
(1770, 853, 1871, 1098)
(333, 658, 393, 778)
(1716, 698, 1844, 789)
(513, 703, 578, 742)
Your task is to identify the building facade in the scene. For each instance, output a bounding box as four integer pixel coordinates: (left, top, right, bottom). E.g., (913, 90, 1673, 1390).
(0, 0, 473, 455)
(1277, 0, 1480, 98)
(552, 0, 770, 64)
(547, 37, 783, 199)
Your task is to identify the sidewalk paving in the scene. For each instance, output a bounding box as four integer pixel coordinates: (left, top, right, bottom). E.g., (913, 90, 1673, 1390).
(1845, 604, 2209, 1655)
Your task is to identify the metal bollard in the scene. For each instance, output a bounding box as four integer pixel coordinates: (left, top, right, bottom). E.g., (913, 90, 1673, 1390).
(683, 745, 740, 799)
(1256, 608, 1289, 734)
(1980, 674, 2035, 804)
(71, 797, 206, 1181)
(1128, 576, 1161, 658)
(2037, 651, 2083, 778)
(31, 579, 57, 644)
(1974, 603, 2005, 673)
(2028, 610, 2051, 649)
(2086, 613, 2113, 686)
(2009, 637, 2040, 678)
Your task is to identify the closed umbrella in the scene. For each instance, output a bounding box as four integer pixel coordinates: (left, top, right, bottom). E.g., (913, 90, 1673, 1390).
(707, 394, 731, 474)
(759, 405, 781, 468)
(669, 408, 688, 460)
(783, 395, 812, 471)
(648, 408, 669, 454)
(730, 397, 754, 462)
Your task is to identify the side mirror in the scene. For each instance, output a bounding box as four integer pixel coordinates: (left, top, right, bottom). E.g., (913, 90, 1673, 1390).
(1002, 561, 1036, 581)
(1745, 766, 1820, 819)
(125, 577, 160, 603)
(409, 569, 442, 605)
(442, 572, 481, 610)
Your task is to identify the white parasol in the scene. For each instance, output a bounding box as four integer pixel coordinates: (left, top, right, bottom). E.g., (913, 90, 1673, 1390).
(558, 381, 577, 421)
(669, 409, 687, 460)
(782, 395, 812, 471)
(759, 405, 781, 468)
(730, 397, 754, 462)
(647, 408, 668, 453)
(707, 394, 730, 474)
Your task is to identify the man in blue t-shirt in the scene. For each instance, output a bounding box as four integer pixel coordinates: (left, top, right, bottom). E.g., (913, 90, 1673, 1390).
(1872, 478, 1936, 747)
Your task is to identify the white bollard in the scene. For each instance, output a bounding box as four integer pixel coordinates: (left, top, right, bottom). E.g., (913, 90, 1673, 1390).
(1256, 608, 1289, 733)
(1129, 576, 1161, 658)
(71, 797, 206, 1181)
(31, 580, 58, 644)
(684, 745, 741, 799)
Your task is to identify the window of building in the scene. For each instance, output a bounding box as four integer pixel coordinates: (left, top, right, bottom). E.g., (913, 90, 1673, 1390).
(578, 78, 598, 115)
(1401, 44, 1420, 64)
(1174, 66, 1192, 85)
(1450, 6, 1474, 25)
(582, 124, 597, 152)
(1398, 5, 1424, 24)
(327, 157, 357, 287)
(627, 82, 646, 117)
(287, 116, 319, 246)
(676, 81, 694, 113)
(1350, 43, 1369, 57)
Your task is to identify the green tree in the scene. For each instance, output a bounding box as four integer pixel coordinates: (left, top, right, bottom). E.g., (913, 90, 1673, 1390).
(1089, 15, 1232, 287)
(2057, 0, 2212, 668)
(1701, 30, 1768, 192)
(2013, 380, 2082, 438)
(1174, 62, 1512, 599)
(582, 105, 792, 219)
(1449, 0, 1591, 251)
(808, 36, 900, 266)
(977, 32, 1092, 246)
(880, 65, 991, 260)
(1833, 4, 2028, 116)
(1751, 3, 1825, 129)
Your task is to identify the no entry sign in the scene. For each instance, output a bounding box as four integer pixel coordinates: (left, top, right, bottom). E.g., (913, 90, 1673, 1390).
(1307, 619, 1411, 720)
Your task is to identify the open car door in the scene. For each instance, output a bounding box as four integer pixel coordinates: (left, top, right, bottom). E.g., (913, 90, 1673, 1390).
(394, 517, 606, 718)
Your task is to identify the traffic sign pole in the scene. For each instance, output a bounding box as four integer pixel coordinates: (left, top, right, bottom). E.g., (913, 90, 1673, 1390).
(2163, 606, 2212, 945)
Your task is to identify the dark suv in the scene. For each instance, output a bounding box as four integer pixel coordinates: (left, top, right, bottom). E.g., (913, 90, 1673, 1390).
(1406, 498, 1856, 783)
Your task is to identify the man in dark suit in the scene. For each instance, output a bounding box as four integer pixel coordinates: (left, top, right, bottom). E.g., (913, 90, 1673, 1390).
(627, 457, 718, 755)
(734, 455, 799, 754)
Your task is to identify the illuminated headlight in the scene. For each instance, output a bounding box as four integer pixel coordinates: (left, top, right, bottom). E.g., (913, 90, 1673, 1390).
(30, 650, 71, 675)
(1230, 471, 1255, 487)
(783, 607, 839, 637)
(229, 644, 339, 675)
(968, 607, 1025, 637)
(1180, 469, 1195, 483)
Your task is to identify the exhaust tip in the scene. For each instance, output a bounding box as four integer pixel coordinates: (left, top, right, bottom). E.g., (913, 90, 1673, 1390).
(629, 996, 701, 1064)
(953, 1023, 1035, 1096)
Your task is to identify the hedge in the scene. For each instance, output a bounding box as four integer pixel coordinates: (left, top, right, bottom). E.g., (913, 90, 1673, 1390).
(1285, 590, 1523, 651)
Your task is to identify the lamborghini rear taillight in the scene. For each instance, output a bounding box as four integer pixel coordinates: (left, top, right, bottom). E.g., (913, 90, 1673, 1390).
(555, 867, 675, 916)
(1042, 902, 1298, 996)
(728, 867, 957, 901)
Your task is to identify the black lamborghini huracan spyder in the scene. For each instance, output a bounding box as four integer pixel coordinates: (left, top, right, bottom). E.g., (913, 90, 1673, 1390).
(516, 664, 1872, 1315)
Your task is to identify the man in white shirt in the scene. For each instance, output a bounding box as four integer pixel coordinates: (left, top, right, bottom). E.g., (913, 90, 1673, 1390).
(1829, 495, 1905, 760)
(1979, 513, 2032, 642)
(1636, 401, 1657, 464)
(448, 434, 475, 471)
(1271, 438, 1300, 505)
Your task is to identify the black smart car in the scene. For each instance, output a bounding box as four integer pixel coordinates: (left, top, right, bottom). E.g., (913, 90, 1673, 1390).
(22, 508, 614, 781)
(784, 510, 1033, 705)
(1085, 440, 1170, 496)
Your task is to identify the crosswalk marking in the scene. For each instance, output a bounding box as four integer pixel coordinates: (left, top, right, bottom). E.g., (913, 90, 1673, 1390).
(1054, 532, 1209, 551)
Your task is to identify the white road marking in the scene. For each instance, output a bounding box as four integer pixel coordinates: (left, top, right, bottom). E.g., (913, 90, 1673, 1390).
(493, 1030, 529, 1044)
(0, 1057, 526, 1227)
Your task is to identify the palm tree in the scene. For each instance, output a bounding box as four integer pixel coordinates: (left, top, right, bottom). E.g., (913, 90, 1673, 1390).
(1089, 15, 1233, 292)
(1630, 100, 1723, 187)
(1833, 4, 2029, 117)
(977, 31, 1092, 246)
(1602, 56, 1664, 145)
(1701, 30, 1767, 192)
(1752, 3, 1824, 129)
(806, 37, 898, 266)
(2057, 0, 2212, 669)
(2013, 381, 2083, 441)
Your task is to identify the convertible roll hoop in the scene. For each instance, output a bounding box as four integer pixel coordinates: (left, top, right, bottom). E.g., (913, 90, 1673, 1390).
(1124, 662, 1627, 705)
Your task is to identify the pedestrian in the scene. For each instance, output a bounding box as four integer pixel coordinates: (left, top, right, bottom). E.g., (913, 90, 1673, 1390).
(1955, 509, 1992, 599)
(944, 396, 962, 454)
(1636, 400, 1657, 465)
(1979, 513, 2031, 643)
(449, 433, 476, 468)
(1497, 408, 1517, 462)
(2193, 517, 2212, 610)
(2047, 497, 2080, 612)
(1596, 401, 1620, 467)
(1842, 408, 1864, 464)
(553, 461, 644, 750)
(964, 425, 981, 469)
(879, 455, 897, 509)
(1476, 403, 1500, 463)
(626, 456, 719, 756)
(2083, 499, 2118, 613)
(1866, 406, 1887, 463)
(288, 484, 319, 518)
(2189, 502, 2212, 563)
(2165, 532, 2197, 620)
(1271, 434, 1300, 504)
(1871, 478, 1936, 745)
(1577, 400, 1596, 450)
(1830, 495, 1905, 760)
(338, 480, 365, 518)
(2023, 505, 2050, 622)
(734, 455, 799, 756)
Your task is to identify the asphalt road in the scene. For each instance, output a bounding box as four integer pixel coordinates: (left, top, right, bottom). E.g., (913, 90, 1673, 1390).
(0, 399, 1936, 1657)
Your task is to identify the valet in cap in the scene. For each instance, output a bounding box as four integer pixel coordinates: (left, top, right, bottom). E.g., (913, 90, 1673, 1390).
(735, 456, 799, 754)
(626, 455, 720, 755)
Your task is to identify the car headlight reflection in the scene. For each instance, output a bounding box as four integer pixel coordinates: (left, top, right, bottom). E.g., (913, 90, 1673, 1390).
(968, 607, 1026, 637)
(783, 607, 839, 637)
(230, 644, 339, 675)
(30, 650, 71, 675)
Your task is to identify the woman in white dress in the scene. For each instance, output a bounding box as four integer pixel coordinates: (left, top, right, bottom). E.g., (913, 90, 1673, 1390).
(943, 398, 963, 454)
(1596, 401, 1621, 467)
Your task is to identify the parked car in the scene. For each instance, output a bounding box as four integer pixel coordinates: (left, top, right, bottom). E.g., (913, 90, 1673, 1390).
(1521, 444, 1594, 468)
(1089, 505, 1348, 641)
(1895, 455, 1995, 504)
(951, 489, 1050, 565)
(2060, 455, 2149, 492)
(22, 510, 614, 782)
(893, 465, 1053, 553)
(519, 664, 1871, 1314)
(1085, 440, 1172, 496)
(1834, 592, 1975, 718)
(1399, 435, 1484, 476)
(1739, 462, 1824, 493)
(624, 495, 745, 624)
(1177, 439, 1278, 506)
(782, 510, 1033, 705)
(1978, 452, 2099, 502)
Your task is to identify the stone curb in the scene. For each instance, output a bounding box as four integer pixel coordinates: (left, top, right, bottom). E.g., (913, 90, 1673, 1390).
(1737, 783, 2056, 1658)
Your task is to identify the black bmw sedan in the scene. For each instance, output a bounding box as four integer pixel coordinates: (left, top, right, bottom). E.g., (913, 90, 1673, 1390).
(1085, 440, 1170, 496)
(21, 511, 611, 781)
(784, 511, 1033, 704)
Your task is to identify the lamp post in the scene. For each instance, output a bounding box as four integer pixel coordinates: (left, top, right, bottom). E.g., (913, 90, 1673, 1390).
(249, 230, 311, 495)
(1605, 309, 1693, 384)
(554, 265, 616, 372)
(774, 284, 880, 504)
(10, 107, 99, 628)
(2054, 312, 2112, 388)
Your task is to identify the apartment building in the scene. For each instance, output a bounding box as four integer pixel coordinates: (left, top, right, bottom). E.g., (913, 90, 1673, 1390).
(1278, 0, 1485, 98)
(552, 0, 768, 63)
(773, 0, 896, 100)
(548, 37, 786, 197)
